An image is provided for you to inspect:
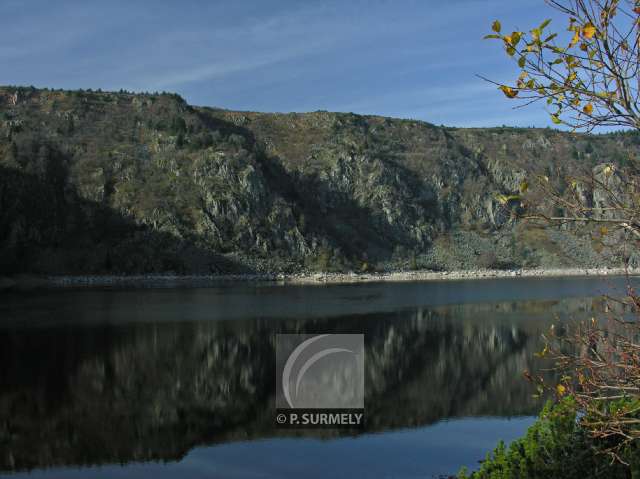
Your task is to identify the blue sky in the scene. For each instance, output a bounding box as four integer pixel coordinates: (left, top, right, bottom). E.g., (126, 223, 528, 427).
(0, 0, 566, 127)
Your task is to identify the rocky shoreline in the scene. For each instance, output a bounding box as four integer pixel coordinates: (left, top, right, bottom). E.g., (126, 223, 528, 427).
(1, 267, 638, 291)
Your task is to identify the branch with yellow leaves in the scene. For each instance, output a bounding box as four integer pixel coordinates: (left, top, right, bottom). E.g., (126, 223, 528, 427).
(484, 0, 640, 131)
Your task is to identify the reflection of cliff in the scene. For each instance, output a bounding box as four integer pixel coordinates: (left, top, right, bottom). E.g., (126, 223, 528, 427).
(0, 298, 595, 472)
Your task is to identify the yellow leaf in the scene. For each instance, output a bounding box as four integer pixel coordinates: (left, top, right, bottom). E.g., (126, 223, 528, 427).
(583, 103, 593, 114)
(569, 30, 580, 47)
(499, 85, 518, 98)
(600, 226, 608, 236)
(551, 114, 562, 124)
(495, 194, 520, 205)
(556, 384, 566, 396)
(492, 20, 501, 33)
(582, 23, 596, 39)
(519, 180, 528, 193)
(531, 28, 541, 41)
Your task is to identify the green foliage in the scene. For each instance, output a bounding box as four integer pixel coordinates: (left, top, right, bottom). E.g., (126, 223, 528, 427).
(175, 132, 185, 149)
(304, 247, 347, 272)
(459, 398, 638, 479)
(170, 115, 187, 134)
(305, 247, 332, 272)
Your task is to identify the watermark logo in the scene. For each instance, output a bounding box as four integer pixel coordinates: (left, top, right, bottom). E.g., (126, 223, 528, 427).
(275, 334, 364, 428)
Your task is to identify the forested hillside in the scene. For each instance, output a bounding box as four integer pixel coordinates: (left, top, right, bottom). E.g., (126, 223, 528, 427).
(0, 86, 636, 274)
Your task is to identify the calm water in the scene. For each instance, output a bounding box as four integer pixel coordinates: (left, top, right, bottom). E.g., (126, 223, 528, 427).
(0, 276, 635, 478)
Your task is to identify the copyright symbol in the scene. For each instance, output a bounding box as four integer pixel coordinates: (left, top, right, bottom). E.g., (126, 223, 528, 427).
(276, 413, 287, 424)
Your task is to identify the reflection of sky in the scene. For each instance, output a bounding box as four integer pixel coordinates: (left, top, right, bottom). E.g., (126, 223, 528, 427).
(1, 0, 573, 128)
(0, 417, 535, 479)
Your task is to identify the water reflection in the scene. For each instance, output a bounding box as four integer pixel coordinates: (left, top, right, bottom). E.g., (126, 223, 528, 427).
(0, 286, 612, 475)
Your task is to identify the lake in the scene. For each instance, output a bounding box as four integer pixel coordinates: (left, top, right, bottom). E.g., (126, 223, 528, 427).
(0, 276, 634, 478)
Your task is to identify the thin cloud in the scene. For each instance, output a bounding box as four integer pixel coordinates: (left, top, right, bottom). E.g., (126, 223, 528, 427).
(146, 39, 335, 90)
(0, 0, 564, 128)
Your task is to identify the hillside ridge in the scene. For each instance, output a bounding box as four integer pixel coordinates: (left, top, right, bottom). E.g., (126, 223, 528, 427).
(0, 85, 636, 275)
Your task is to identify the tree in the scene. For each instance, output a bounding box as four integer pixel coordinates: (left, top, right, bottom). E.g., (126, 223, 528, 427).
(487, 0, 640, 465)
(485, 1, 640, 132)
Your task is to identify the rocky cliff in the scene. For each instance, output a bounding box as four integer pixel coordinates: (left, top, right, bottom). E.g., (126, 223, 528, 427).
(1, 86, 637, 274)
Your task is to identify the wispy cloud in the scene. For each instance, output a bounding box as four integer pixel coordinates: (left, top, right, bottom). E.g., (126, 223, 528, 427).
(0, 0, 562, 127)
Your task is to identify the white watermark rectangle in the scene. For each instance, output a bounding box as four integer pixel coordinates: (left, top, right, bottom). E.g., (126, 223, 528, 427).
(275, 334, 364, 429)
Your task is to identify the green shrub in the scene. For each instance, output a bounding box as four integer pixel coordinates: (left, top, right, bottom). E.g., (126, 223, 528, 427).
(304, 247, 348, 272)
(459, 398, 638, 479)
